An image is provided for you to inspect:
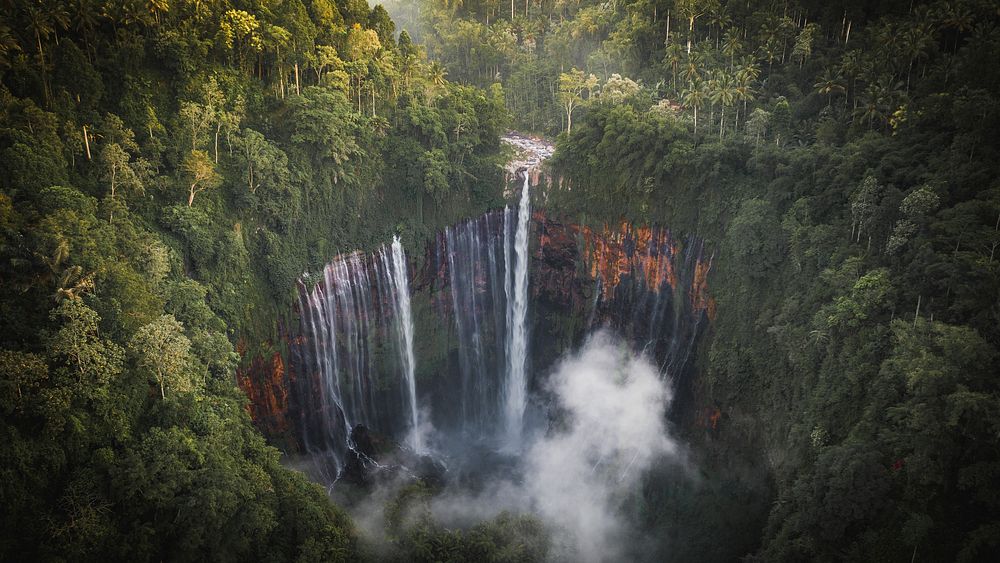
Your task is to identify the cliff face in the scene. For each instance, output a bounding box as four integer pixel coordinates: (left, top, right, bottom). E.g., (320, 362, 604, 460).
(238, 210, 714, 451)
(532, 213, 716, 320)
(530, 213, 714, 384)
(237, 341, 296, 448)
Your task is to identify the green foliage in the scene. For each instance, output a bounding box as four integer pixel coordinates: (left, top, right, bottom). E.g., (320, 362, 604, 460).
(540, 3, 1000, 559)
(381, 483, 550, 562)
(287, 86, 370, 189)
(419, 148, 450, 202)
(130, 314, 195, 400)
(0, 0, 509, 560)
(4, 0, 996, 560)
(726, 198, 785, 280)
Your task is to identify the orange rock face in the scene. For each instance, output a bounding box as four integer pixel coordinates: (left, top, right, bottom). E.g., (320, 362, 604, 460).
(237, 341, 296, 444)
(580, 222, 679, 300)
(533, 211, 713, 312)
(691, 256, 717, 321)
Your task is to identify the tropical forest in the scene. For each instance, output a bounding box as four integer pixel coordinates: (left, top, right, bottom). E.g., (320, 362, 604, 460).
(1, 0, 998, 561)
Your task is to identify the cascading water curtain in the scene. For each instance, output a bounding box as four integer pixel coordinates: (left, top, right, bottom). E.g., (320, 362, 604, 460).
(432, 175, 533, 446)
(444, 212, 508, 436)
(296, 239, 423, 477)
(381, 236, 421, 451)
(504, 174, 531, 445)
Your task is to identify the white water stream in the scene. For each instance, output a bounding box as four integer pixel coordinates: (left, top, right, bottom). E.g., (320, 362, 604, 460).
(504, 174, 531, 444)
(385, 236, 421, 451)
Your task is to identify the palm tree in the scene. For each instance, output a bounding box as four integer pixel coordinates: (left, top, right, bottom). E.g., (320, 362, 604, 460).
(760, 39, 779, 76)
(854, 98, 883, 130)
(710, 73, 736, 140)
(147, 0, 170, 25)
(900, 23, 934, 92)
(854, 78, 903, 130)
(24, 3, 55, 66)
(733, 79, 754, 129)
(22, 1, 68, 103)
(736, 57, 760, 84)
(429, 61, 447, 86)
(665, 43, 683, 92)
(682, 81, 707, 138)
(758, 17, 781, 68)
(721, 30, 742, 71)
(838, 49, 867, 109)
(707, 7, 731, 49)
(681, 54, 700, 86)
(427, 61, 447, 100)
(54, 266, 94, 302)
(935, 0, 973, 52)
(875, 23, 903, 68)
(0, 22, 21, 69)
(813, 70, 846, 108)
(735, 58, 759, 118)
(778, 16, 797, 64)
(677, 0, 710, 54)
(68, 0, 100, 59)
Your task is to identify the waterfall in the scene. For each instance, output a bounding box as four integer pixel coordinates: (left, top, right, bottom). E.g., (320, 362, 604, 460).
(504, 174, 531, 444)
(296, 239, 423, 477)
(383, 236, 420, 451)
(433, 174, 531, 444)
(444, 214, 507, 436)
(279, 174, 714, 484)
(238, 132, 726, 493)
(295, 253, 376, 480)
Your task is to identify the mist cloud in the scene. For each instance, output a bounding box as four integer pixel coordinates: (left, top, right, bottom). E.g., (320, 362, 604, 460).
(523, 330, 677, 560)
(418, 330, 681, 561)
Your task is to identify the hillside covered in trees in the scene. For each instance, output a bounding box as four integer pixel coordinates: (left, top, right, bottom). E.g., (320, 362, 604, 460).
(2, 0, 1000, 561)
(0, 0, 514, 559)
(408, 0, 1000, 560)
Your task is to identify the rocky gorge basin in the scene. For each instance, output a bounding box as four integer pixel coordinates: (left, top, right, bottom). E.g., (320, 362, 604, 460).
(236, 130, 714, 497)
(228, 124, 720, 562)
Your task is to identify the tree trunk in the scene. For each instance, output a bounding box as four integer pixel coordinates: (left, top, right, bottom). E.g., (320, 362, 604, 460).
(36, 30, 51, 105)
(83, 126, 91, 160)
(109, 166, 117, 223)
(214, 123, 221, 163)
(687, 17, 695, 54)
(665, 11, 671, 47)
(188, 184, 197, 207)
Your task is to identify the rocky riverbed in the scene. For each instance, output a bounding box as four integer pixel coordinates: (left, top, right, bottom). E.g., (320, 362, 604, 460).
(502, 131, 554, 177)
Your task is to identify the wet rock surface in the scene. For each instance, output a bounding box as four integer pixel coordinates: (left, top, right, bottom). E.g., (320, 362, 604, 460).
(503, 131, 554, 185)
(337, 424, 448, 488)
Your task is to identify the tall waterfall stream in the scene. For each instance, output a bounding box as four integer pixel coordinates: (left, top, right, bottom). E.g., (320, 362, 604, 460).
(278, 136, 713, 560)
